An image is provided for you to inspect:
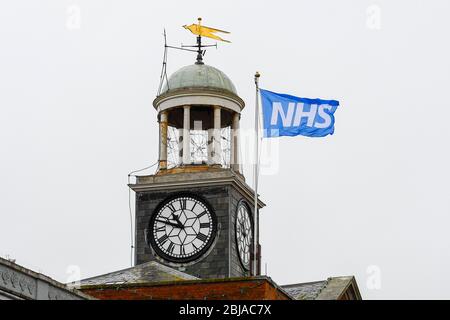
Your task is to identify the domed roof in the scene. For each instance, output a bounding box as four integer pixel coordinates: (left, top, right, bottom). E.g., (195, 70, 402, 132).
(161, 64, 237, 95)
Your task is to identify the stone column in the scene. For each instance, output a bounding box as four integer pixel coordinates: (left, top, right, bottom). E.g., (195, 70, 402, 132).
(178, 128, 183, 166)
(207, 129, 213, 164)
(159, 111, 168, 170)
(182, 105, 191, 165)
(213, 106, 221, 165)
(231, 112, 240, 172)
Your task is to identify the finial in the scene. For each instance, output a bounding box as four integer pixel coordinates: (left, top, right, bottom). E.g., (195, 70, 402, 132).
(254, 71, 260, 86)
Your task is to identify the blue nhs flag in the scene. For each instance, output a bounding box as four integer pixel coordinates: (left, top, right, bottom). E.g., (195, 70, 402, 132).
(260, 89, 339, 138)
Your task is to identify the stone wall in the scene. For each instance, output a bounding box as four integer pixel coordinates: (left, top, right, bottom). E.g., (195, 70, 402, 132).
(135, 183, 258, 279)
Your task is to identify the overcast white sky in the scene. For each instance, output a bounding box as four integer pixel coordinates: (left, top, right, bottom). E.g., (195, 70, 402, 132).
(1, 0, 450, 299)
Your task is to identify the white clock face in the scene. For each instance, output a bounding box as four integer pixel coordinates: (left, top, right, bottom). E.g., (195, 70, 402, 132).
(235, 202, 252, 270)
(149, 195, 216, 263)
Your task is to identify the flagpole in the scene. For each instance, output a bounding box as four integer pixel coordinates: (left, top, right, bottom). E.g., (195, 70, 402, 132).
(253, 71, 260, 276)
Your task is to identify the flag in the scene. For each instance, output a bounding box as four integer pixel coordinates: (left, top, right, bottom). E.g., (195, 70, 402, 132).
(260, 89, 339, 138)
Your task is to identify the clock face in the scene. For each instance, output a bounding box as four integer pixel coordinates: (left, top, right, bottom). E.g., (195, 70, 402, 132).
(235, 202, 252, 270)
(149, 194, 217, 263)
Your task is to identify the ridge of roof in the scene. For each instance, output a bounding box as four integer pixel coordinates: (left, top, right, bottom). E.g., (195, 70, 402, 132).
(316, 276, 361, 300)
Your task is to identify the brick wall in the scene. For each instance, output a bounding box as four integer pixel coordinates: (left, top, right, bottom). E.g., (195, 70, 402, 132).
(81, 278, 291, 300)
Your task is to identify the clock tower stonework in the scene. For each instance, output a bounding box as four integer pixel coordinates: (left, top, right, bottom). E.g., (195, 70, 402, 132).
(129, 63, 264, 279)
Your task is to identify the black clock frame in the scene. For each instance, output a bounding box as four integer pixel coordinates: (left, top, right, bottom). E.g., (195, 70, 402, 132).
(148, 192, 218, 264)
(234, 199, 253, 270)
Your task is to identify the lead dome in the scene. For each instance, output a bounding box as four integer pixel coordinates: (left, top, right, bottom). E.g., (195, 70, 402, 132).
(161, 64, 237, 95)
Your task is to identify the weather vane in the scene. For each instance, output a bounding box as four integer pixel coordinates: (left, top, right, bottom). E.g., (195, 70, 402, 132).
(165, 18, 230, 64)
(183, 17, 230, 64)
(157, 18, 230, 94)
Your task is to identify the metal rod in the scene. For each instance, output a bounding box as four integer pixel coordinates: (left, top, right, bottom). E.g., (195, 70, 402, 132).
(182, 44, 217, 48)
(253, 71, 261, 276)
(196, 36, 204, 64)
(165, 45, 198, 53)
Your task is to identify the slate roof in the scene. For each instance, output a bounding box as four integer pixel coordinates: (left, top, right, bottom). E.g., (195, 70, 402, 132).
(282, 280, 328, 300)
(78, 261, 361, 300)
(78, 261, 198, 287)
(281, 276, 361, 300)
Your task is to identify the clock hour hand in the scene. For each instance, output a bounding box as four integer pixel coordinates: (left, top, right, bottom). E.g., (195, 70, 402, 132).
(155, 219, 181, 228)
(172, 213, 184, 229)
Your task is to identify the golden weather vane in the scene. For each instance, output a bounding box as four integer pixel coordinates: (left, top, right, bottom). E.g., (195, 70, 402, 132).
(179, 17, 230, 64)
(183, 17, 231, 43)
(157, 18, 231, 93)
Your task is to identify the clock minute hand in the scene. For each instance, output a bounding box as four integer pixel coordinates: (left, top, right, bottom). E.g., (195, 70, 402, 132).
(155, 219, 180, 228)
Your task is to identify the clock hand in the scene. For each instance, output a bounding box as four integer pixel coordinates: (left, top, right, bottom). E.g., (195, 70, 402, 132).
(172, 213, 184, 229)
(239, 223, 247, 238)
(155, 219, 181, 228)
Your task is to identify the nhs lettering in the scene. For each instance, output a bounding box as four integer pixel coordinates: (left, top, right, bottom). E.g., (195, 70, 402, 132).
(260, 89, 339, 138)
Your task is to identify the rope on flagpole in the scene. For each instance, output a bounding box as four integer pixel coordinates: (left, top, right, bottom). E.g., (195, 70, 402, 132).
(253, 71, 261, 276)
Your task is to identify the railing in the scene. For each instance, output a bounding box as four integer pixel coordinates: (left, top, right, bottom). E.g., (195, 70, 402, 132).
(167, 126, 231, 169)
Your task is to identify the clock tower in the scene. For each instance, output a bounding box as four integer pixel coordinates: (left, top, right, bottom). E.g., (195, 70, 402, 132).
(129, 61, 264, 279)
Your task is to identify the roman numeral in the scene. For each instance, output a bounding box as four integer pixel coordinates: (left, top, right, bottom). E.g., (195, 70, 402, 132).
(167, 242, 175, 254)
(180, 199, 187, 210)
(158, 234, 168, 245)
(197, 233, 208, 242)
(197, 211, 207, 218)
(191, 201, 197, 211)
(156, 226, 165, 232)
(200, 222, 210, 229)
(167, 203, 176, 212)
(180, 246, 185, 256)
